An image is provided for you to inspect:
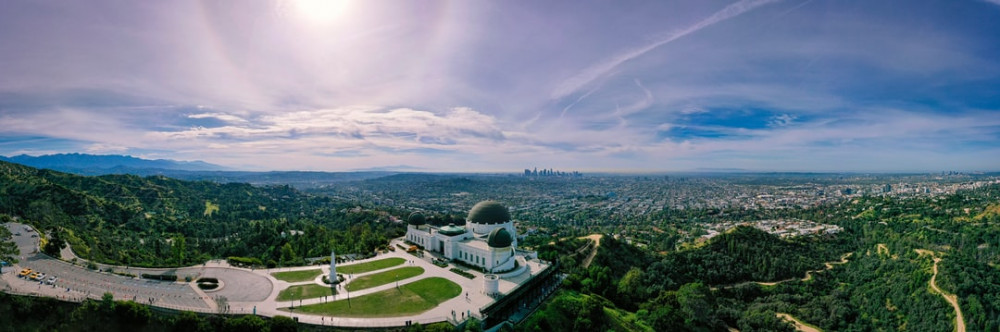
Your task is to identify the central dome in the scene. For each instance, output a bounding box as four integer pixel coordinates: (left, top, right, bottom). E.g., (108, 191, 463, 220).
(407, 212, 426, 225)
(467, 201, 511, 225)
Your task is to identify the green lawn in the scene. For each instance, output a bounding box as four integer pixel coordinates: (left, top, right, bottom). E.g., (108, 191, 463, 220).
(276, 284, 337, 302)
(283, 277, 461, 317)
(345, 266, 424, 292)
(336, 257, 405, 274)
(271, 269, 323, 283)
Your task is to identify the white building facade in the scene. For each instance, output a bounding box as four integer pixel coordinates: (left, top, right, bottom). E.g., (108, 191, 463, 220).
(405, 201, 518, 273)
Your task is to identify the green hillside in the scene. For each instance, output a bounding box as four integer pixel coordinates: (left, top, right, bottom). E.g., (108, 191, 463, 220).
(0, 160, 403, 267)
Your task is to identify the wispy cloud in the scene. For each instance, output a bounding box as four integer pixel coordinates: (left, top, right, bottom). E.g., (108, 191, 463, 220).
(187, 112, 249, 124)
(550, 0, 783, 100)
(85, 143, 129, 154)
(152, 107, 507, 152)
(1, 0, 998, 172)
(768, 114, 796, 127)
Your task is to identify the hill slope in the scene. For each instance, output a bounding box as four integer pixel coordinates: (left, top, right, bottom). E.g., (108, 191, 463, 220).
(0, 160, 397, 267)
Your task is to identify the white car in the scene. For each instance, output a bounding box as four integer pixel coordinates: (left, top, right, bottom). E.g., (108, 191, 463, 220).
(33, 272, 46, 281)
(46, 276, 58, 285)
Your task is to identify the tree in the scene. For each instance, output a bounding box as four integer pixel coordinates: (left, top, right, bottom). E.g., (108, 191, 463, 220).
(172, 235, 187, 265)
(270, 315, 298, 332)
(223, 315, 268, 332)
(100, 292, 116, 313)
(0, 226, 19, 273)
(279, 243, 298, 267)
(677, 282, 716, 330)
(43, 227, 66, 257)
(616, 267, 646, 309)
(173, 311, 212, 332)
(115, 300, 151, 326)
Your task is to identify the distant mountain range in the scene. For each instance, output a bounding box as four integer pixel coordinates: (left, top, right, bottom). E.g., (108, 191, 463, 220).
(0, 153, 227, 173)
(0, 153, 399, 188)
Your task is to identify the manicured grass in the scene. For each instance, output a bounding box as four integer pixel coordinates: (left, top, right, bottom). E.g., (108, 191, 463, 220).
(276, 284, 337, 302)
(345, 266, 424, 292)
(283, 277, 461, 317)
(271, 269, 323, 283)
(336, 257, 405, 274)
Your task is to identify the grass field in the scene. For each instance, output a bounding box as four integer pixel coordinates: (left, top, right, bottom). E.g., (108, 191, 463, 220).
(271, 269, 323, 283)
(337, 257, 405, 274)
(344, 266, 424, 292)
(276, 284, 337, 302)
(283, 277, 461, 317)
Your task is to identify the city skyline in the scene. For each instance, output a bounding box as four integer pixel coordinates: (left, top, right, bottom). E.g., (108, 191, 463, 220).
(1, 0, 999, 172)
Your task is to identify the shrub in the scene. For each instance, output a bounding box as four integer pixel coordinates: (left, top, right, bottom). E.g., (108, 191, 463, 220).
(226, 256, 263, 268)
(450, 268, 476, 279)
(140, 273, 178, 282)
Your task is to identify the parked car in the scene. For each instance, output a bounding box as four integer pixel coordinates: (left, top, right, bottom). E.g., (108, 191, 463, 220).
(19, 268, 32, 278)
(32, 272, 46, 281)
(46, 276, 58, 285)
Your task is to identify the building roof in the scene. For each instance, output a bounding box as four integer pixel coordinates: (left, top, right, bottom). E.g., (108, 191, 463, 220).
(487, 228, 514, 248)
(438, 223, 466, 236)
(468, 201, 511, 225)
(407, 212, 426, 225)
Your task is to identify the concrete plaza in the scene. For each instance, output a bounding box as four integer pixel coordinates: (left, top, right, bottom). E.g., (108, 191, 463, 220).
(1, 222, 551, 328)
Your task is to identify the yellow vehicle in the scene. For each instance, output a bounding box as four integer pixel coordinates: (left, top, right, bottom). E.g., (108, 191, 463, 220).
(28, 272, 38, 280)
(19, 268, 32, 277)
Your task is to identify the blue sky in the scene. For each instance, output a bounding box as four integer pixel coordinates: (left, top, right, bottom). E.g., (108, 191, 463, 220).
(1, 0, 999, 172)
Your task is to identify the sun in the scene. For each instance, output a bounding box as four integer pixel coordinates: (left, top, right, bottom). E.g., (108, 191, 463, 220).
(292, 0, 352, 25)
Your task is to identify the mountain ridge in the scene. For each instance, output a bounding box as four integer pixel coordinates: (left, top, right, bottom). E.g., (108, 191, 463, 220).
(0, 153, 227, 172)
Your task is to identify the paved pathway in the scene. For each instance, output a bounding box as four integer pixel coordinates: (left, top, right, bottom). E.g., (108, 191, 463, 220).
(579, 234, 602, 268)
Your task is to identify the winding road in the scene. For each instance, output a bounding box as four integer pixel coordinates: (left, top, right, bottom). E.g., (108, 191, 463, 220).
(578, 234, 603, 268)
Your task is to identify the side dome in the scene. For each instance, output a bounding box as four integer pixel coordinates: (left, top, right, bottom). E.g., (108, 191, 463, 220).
(407, 212, 426, 225)
(487, 228, 513, 248)
(468, 201, 511, 225)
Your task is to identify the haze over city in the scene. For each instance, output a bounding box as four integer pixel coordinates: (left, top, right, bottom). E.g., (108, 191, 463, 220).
(1, 0, 999, 172)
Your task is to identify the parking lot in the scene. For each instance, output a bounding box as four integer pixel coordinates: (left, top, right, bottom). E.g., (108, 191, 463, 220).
(16, 255, 211, 310)
(3, 223, 211, 311)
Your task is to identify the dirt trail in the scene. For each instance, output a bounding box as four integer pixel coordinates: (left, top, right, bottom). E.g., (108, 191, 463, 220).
(929, 256, 966, 332)
(715, 252, 854, 290)
(578, 234, 603, 268)
(802, 252, 853, 282)
(776, 313, 822, 332)
(753, 252, 853, 286)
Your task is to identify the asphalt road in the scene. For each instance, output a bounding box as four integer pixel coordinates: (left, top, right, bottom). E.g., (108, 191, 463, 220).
(3, 222, 210, 310)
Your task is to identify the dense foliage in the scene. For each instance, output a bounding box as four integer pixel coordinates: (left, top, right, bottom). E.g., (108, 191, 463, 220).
(521, 184, 1000, 331)
(0, 291, 457, 332)
(0, 161, 404, 267)
(4, 159, 1000, 330)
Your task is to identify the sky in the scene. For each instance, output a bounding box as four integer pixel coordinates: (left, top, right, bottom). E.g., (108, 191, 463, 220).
(1, 0, 999, 172)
